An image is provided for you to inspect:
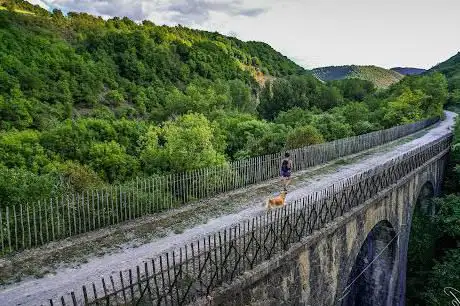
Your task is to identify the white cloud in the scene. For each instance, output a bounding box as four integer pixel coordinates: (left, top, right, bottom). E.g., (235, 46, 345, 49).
(41, 0, 147, 20)
(27, 0, 50, 10)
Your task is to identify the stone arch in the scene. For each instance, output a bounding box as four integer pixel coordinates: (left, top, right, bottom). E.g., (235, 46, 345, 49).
(414, 181, 435, 216)
(403, 180, 437, 304)
(340, 220, 398, 306)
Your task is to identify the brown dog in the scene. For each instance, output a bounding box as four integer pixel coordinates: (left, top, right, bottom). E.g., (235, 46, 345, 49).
(265, 191, 287, 210)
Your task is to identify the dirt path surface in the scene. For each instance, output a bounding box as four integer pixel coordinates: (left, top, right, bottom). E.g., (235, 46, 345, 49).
(0, 112, 455, 306)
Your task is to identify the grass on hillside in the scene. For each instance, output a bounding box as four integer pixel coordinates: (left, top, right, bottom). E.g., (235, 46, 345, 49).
(14, 8, 35, 15)
(313, 65, 404, 88)
(352, 66, 404, 88)
(0, 6, 35, 15)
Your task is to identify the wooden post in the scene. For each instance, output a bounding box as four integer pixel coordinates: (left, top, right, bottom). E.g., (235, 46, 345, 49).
(120, 271, 127, 303)
(6, 207, 11, 252)
(0, 209, 3, 252)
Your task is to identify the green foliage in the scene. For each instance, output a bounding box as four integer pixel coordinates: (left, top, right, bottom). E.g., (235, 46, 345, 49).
(429, 52, 460, 93)
(139, 126, 162, 175)
(0, 165, 60, 207)
(423, 249, 460, 306)
(334, 102, 375, 134)
(159, 113, 226, 172)
(88, 141, 138, 183)
(0, 86, 32, 130)
(312, 113, 353, 141)
(228, 79, 256, 113)
(275, 107, 313, 128)
(379, 73, 447, 127)
(433, 195, 460, 237)
(0, 6, 304, 130)
(0, 129, 49, 172)
(285, 125, 324, 149)
(54, 161, 103, 193)
(383, 87, 424, 126)
(330, 79, 376, 101)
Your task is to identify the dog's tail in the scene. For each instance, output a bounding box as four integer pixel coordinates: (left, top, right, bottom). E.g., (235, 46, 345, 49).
(264, 198, 271, 210)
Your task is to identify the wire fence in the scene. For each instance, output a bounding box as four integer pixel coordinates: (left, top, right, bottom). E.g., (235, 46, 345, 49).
(0, 117, 439, 254)
(50, 131, 452, 306)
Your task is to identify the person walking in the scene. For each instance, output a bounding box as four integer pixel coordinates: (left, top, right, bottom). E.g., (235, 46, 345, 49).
(280, 152, 292, 192)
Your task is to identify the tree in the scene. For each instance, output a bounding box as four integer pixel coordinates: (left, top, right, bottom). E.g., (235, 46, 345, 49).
(0, 86, 32, 130)
(416, 73, 448, 118)
(139, 125, 163, 175)
(105, 89, 125, 107)
(335, 102, 374, 134)
(88, 141, 138, 183)
(212, 111, 256, 159)
(331, 79, 375, 101)
(228, 79, 255, 113)
(424, 249, 460, 306)
(55, 161, 103, 193)
(258, 78, 294, 119)
(275, 107, 313, 128)
(0, 165, 59, 208)
(316, 86, 343, 110)
(285, 125, 324, 149)
(40, 120, 89, 161)
(383, 87, 423, 127)
(161, 113, 226, 172)
(448, 89, 460, 106)
(0, 129, 50, 172)
(52, 8, 65, 25)
(312, 113, 353, 141)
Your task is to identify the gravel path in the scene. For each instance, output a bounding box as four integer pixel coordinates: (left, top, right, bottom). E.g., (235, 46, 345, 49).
(0, 112, 455, 306)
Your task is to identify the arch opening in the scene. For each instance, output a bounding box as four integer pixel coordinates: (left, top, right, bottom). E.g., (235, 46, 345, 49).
(341, 220, 397, 306)
(416, 181, 435, 216)
(406, 181, 437, 304)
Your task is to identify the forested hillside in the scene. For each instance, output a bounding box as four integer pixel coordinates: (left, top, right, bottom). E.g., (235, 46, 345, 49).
(429, 52, 460, 106)
(312, 65, 404, 88)
(406, 116, 460, 306)
(0, 1, 448, 206)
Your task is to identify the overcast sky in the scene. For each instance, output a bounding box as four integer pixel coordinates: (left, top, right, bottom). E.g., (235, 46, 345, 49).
(29, 0, 460, 69)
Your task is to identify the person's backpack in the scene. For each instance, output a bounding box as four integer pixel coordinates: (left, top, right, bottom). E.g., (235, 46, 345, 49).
(281, 159, 289, 171)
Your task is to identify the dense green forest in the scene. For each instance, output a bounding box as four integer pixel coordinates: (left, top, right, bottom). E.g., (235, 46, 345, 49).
(0, 1, 448, 207)
(405, 51, 460, 305)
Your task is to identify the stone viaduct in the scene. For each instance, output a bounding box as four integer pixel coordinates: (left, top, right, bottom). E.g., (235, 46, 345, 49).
(198, 121, 454, 306)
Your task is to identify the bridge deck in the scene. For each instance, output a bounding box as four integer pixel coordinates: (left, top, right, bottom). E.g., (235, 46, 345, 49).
(0, 112, 455, 306)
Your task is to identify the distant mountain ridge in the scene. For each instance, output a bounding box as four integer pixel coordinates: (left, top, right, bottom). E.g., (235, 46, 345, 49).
(312, 65, 404, 88)
(390, 67, 426, 76)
